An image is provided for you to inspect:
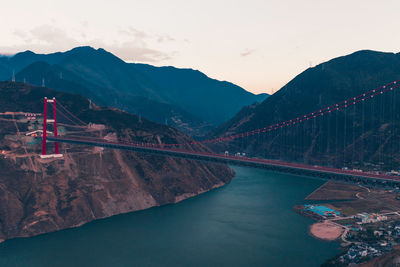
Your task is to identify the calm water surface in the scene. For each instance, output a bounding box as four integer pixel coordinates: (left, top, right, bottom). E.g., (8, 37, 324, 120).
(0, 166, 339, 266)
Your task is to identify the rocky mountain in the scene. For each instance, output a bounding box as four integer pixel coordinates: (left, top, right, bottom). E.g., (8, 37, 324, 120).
(14, 61, 208, 136)
(132, 63, 268, 124)
(211, 50, 400, 170)
(0, 47, 268, 136)
(0, 81, 234, 242)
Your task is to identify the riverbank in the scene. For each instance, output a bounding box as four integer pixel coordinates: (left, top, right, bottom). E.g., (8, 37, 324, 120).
(0, 166, 339, 267)
(295, 180, 400, 265)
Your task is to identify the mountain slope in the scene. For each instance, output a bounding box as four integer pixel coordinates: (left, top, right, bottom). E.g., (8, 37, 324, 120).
(15, 61, 208, 136)
(133, 63, 268, 123)
(211, 50, 400, 169)
(0, 81, 234, 242)
(0, 47, 268, 135)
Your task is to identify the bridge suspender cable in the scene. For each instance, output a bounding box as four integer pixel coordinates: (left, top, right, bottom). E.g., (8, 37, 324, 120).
(58, 79, 400, 149)
(56, 101, 88, 126)
(49, 78, 400, 181)
(151, 80, 400, 147)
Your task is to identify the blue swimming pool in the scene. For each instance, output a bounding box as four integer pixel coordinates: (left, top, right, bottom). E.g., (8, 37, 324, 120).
(303, 205, 340, 216)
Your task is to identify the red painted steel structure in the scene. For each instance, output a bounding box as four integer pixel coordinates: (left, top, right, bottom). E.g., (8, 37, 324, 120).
(41, 97, 59, 155)
(45, 78, 400, 183)
(47, 135, 400, 184)
(53, 98, 59, 154)
(50, 79, 400, 150)
(42, 97, 47, 155)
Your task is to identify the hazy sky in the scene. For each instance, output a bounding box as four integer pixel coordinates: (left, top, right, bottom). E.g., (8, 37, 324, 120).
(1, 0, 400, 94)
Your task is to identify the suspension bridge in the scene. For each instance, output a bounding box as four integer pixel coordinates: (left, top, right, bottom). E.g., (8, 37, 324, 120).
(39, 79, 400, 186)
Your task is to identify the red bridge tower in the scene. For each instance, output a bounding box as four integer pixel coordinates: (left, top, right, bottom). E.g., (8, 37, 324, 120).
(41, 97, 62, 158)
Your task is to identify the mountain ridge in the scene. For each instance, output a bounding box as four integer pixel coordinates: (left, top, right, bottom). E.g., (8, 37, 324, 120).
(211, 49, 400, 168)
(0, 46, 268, 136)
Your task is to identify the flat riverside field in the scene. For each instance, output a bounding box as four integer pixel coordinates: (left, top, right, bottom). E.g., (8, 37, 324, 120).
(306, 180, 367, 200)
(305, 181, 400, 217)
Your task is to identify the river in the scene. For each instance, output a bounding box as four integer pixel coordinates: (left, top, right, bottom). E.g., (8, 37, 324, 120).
(0, 166, 340, 266)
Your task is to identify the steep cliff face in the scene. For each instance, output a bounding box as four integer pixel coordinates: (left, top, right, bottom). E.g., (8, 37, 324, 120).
(0, 82, 234, 242)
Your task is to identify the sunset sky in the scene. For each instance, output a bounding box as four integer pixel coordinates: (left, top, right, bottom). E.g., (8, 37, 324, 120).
(1, 0, 400, 94)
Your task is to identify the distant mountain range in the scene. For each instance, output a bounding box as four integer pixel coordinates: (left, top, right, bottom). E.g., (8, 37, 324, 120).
(211, 50, 400, 169)
(0, 47, 268, 136)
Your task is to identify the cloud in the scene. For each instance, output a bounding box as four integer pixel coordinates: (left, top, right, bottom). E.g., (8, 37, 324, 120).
(119, 27, 175, 44)
(119, 27, 150, 39)
(29, 25, 78, 47)
(102, 41, 173, 62)
(81, 21, 89, 28)
(13, 29, 28, 39)
(240, 48, 255, 57)
(156, 34, 175, 43)
(0, 24, 174, 63)
(1, 25, 80, 54)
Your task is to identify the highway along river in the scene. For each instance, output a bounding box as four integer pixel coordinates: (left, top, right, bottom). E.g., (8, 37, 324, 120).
(0, 166, 339, 266)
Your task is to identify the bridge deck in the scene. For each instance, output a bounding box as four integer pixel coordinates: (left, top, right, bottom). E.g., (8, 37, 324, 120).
(47, 136, 400, 186)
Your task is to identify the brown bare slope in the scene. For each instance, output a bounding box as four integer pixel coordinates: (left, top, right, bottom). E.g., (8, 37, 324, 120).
(0, 82, 234, 242)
